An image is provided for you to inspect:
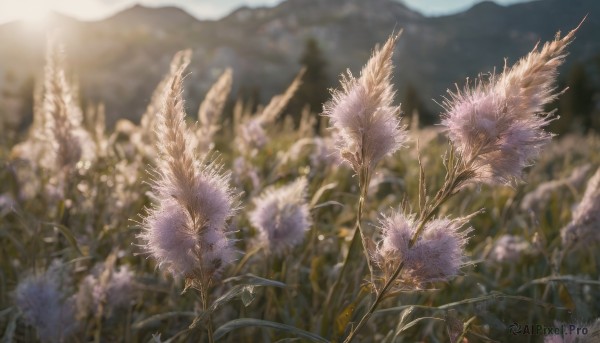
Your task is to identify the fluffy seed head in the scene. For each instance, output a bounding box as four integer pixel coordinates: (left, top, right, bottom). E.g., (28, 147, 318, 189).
(196, 68, 233, 152)
(139, 50, 239, 280)
(43, 40, 83, 171)
(561, 167, 600, 248)
(137, 50, 192, 160)
(521, 164, 592, 212)
(77, 265, 135, 317)
(249, 178, 311, 255)
(376, 212, 472, 287)
(238, 118, 268, 152)
(234, 69, 304, 157)
(489, 234, 531, 263)
(310, 135, 342, 169)
(441, 26, 578, 185)
(14, 271, 77, 342)
(142, 199, 198, 275)
(324, 33, 407, 172)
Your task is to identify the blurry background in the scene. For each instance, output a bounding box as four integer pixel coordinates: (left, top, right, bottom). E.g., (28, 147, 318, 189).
(0, 0, 598, 133)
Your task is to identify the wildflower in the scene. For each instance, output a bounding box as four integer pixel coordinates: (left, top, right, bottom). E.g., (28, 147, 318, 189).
(489, 234, 531, 263)
(278, 138, 313, 165)
(249, 178, 311, 255)
(77, 265, 135, 318)
(143, 199, 198, 275)
(441, 26, 578, 185)
(238, 118, 268, 152)
(196, 68, 233, 152)
(232, 156, 261, 190)
(14, 270, 77, 342)
(139, 50, 239, 280)
(235, 70, 304, 156)
(137, 49, 192, 161)
(561, 167, 600, 248)
(376, 212, 471, 287)
(324, 33, 407, 172)
(520, 164, 592, 212)
(310, 135, 341, 169)
(43, 39, 96, 172)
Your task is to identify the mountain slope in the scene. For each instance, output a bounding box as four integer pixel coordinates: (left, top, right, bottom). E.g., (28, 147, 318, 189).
(0, 0, 597, 125)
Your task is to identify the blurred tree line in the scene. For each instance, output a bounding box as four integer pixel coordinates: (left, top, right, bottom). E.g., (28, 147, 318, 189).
(2, 39, 600, 136)
(284, 37, 600, 134)
(285, 37, 436, 130)
(549, 55, 600, 134)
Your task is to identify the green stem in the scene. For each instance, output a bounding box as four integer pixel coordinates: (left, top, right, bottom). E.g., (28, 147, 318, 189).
(200, 285, 214, 343)
(343, 260, 406, 343)
(357, 165, 374, 284)
(321, 166, 372, 336)
(343, 153, 470, 342)
(320, 209, 362, 337)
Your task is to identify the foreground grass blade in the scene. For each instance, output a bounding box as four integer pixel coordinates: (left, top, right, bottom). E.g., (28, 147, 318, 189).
(44, 222, 85, 256)
(132, 312, 196, 330)
(214, 318, 329, 342)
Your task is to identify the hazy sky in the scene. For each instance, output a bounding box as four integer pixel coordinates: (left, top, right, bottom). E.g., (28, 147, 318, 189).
(0, 0, 533, 24)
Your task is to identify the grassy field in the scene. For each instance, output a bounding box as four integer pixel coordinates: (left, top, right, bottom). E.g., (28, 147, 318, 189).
(1, 29, 599, 343)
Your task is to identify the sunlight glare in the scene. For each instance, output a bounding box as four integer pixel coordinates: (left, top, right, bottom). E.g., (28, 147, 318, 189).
(5, 1, 52, 24)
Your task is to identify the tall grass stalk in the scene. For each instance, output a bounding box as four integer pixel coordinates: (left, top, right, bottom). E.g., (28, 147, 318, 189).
(342, 22, 581, 341)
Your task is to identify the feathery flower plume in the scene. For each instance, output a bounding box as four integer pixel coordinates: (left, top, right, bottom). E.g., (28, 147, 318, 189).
(9, 39, 94, 184)
(43, 40, 82, 170)
(376, 212, 472, 287)
(277, 137, 313, 166)
(310, 135, 341, 169)
(42, 39, 96, 172)
(489, 234, 532, 263)
(520, 164, 592, 212)
(10, 79, 46, 167)
(196, 68, 233, 152)
(235, 69, 304, 156)
(324, 33, 407, 172)
(77, 264, 135, 318)
(441, 25, 580, 185)
(14, 267, 77, 342)
(249, 178, 311, 255)
(232, 156, 261, 190)
(82, 103, 109, 157)
(136, 50, 192, 159)
(139, 50, 238, 281)
(561, 167, 600, 248)
(258, 67, 305, 124)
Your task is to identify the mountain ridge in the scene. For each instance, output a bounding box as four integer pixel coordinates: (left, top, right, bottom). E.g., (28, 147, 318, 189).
(0, 0, 597, 125)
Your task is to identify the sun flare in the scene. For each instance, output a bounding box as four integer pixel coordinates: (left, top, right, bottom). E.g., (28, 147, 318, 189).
(2, 1, 52, 24)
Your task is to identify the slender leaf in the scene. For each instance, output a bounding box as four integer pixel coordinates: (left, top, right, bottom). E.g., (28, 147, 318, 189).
(214, 318, 328, 342)
(132, 311, 196, 330)
(454, 315, 477, 343)
(223, 274, 286, 288)
(213, 274, 286, 311)
(517, 275, 600, 292)
(313, 200, 344, 210)
(376, 292, 566, 315)
(0, 307, 13, 319)
(335, 302, 356, 337)
(397, 316, 445, 335)
(42, 222, 84, 256)
(1, 311, 19, 343)
(393, 306, 416, 340)
(310, 182, 337, 208)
